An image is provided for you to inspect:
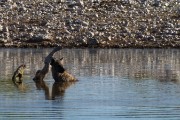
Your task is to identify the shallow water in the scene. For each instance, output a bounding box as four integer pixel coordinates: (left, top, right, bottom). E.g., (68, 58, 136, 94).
(0, 48, 180, 120)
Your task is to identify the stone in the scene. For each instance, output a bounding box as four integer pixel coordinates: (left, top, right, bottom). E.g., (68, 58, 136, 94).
(87, 37, 99, 46)
(0, 0, 178, 48)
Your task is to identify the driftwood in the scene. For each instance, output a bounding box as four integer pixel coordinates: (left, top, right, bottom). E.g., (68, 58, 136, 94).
(12, 46, 77, 99)
(33, 46, 62, 82)
(32, 46, 77, 100)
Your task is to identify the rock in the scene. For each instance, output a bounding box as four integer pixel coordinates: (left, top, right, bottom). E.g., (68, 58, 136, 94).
(28, 35, 44, 43)
(87, 37, 99, 46)
(0, 24, 3, 31)
(0, 0, 179, 48)
(0, 38, 7, 43)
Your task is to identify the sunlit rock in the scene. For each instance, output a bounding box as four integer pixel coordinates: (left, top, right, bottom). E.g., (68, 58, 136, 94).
(0, 24, 3, 31)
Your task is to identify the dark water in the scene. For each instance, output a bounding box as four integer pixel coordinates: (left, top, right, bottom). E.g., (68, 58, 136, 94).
(0, 48, 180, 120)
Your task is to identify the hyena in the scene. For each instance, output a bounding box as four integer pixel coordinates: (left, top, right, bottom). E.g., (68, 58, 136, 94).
(50, 57, 77, 82)
(12, 64, 26, 84)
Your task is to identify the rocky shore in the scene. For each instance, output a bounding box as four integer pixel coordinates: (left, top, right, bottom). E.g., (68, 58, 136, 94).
(0, 0, 179, 48)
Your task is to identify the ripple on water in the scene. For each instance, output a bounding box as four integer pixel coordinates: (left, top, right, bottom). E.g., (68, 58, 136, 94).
(0, 49, 180, 120)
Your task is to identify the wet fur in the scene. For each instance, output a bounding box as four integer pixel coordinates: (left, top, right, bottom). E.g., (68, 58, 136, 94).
(12, 64, 26, 84)
(51, 58, 77, 82)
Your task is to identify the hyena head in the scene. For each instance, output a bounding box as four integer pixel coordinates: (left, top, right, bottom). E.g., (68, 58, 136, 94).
(51, 57, 77, 82)
(50, 57, 65, 73)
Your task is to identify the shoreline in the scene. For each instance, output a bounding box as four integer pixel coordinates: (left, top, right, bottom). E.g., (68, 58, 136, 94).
(1, 42, 180, 49)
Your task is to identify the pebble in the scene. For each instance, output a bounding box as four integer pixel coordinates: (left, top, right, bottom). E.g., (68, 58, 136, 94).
(0, 0, 179, 48)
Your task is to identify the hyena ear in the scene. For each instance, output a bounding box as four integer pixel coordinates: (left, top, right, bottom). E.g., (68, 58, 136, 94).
(50, 58, 55, 65)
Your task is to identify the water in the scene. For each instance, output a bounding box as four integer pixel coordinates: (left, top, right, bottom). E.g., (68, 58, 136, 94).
(0, 48, 180, 120)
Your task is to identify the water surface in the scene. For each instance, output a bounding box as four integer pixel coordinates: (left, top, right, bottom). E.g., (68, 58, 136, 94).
(0, 48, 180, 120)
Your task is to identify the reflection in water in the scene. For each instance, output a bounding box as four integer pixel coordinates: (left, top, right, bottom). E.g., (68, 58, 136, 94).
(0, 48, 180, 119)
(13, 82, 26, 92)
(66, 49, 180, 83)
(33, 78, 76, 100)
(0, 48, 180, 83)
(33, 78, 50, 100)
(52, 81, 76, 99)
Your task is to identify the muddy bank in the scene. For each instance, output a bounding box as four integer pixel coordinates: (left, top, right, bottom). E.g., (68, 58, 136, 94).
(0, 0, 179, 48)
